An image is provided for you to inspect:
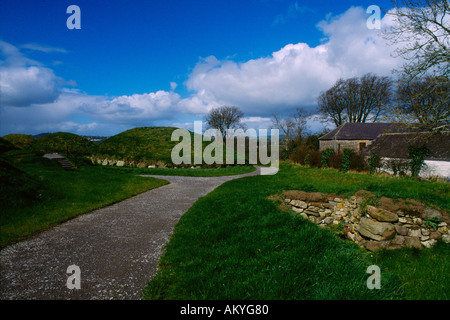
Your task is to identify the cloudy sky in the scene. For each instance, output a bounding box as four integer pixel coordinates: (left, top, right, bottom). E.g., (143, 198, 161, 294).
(0, 0, 402, 136)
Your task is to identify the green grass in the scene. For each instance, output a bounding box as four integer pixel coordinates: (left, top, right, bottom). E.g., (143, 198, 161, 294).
(0, 152, 168, 247)
(373, 242, 449, 300)
(96, 164, 257, 177)
(143, 161, 449, 300)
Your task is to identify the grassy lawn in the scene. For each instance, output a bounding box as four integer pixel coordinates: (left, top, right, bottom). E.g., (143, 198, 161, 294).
(143, 161, 449, 300)
(0, 152, 256, 248)
(0, 153, 169, 248)
(97, 164, 256, 177)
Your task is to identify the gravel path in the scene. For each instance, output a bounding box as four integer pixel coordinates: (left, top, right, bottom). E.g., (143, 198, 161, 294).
(0, 167, 261, 300)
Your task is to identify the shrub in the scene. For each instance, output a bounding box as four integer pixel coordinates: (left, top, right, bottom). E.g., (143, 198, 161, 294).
(320, 148, 335, 168)
(305, 150, 321, 167)
(368, 153, 381, 174)
(328, 153, 343, 169)
(341, 148, 354, 173)
(408, 145, 430, 177)
(384, 158, 410, 176)
(349, 153, 368, 171)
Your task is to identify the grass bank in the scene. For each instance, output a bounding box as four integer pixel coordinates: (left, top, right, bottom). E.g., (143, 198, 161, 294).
(143, 162, 449, 300)
(97, 164, 256, 177)
(0, 152, 168, 247)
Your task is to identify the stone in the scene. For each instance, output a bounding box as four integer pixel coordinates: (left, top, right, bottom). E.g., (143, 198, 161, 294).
(292, 207, 304, 214)
(413, 218, 423, 225)
(148, 165, 156, 168)
(421, 207, 442, 220)
(364, 240, 389, 252)
(116, 160, 125, 167)
(323, 217, 334, 225)
(421, 239, 437, 248)
(358, 218, 396, 241)
(367, 205, 399, 222)
(404, 236, 422, 249)
(420, 235, 430, 241)
(102, 159, 108, 166)
(300, 213, 308, 220)
(334, 197, 344, 202)
(442, 234, 450, 243)
(429, 231, 442, 240)
(304, 210, 320, 217)
(284, 199, 291, 203)
(392, 235, 405, 245)
(394, 225, 409, 236)
(408, 229, 422, 237)
(421, 228, 430, 236)
(137, 162, 147, 168)
(438, 226, 448, 233)
(290, 200, 308, 209)
(399, 217, 407, 224)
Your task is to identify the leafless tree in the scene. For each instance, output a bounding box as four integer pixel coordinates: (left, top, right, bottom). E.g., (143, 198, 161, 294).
(392, 75, 449, 130)
(317, 73, 393, 126)
(382, 0, 449, 131)
(205, 106, 245, 140)
(383, 0, 450, 81)
(272, 107, 309, 150)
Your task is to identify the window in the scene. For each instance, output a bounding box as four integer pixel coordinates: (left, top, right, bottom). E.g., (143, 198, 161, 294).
(359, 142, 366, 151)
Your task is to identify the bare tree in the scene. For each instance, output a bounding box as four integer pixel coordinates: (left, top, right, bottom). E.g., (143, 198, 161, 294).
(205, 106, 245, 139)
(383, 0, 450, 81)
(382, 0, 449, 131)
(272, 107, 309, 150)
(317, 73, 393, 126)
(392, 75, 449, 130)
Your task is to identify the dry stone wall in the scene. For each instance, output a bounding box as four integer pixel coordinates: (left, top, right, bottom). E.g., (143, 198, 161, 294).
(276, 190, 449, 251)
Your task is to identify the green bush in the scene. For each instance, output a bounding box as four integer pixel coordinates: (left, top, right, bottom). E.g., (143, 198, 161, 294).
(340, 148, 354, 173)
(320, 148, 335, 168)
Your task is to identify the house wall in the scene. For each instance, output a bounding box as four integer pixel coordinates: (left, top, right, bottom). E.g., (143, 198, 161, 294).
(319, 139, 372, 153)
(420, 160, 450, 179)
(379, 157, 450, 180)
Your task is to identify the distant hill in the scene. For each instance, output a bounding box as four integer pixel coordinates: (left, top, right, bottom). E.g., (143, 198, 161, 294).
(30, 132, 98, 155)
(95, 127, 189, 164)
(2, 134, 36, 150)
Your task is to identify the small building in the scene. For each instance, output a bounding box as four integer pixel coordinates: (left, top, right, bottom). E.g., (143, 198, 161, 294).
(362, 131, 450, 179)
(319, 123, 401, 153)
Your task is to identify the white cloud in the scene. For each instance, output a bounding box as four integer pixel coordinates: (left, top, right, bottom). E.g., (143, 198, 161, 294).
(184, 6, 400, 117)
(0, 6, 406, 136)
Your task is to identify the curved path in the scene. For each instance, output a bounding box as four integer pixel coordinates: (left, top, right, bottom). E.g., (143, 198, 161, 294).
(0, 167, 262, 300)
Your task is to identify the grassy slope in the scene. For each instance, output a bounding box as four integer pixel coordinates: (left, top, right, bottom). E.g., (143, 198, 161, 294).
(143, 162, 449, 300)
(97, 164, 256, 177)
(0, 151, 168, 247)
(30, 132, 97, 155)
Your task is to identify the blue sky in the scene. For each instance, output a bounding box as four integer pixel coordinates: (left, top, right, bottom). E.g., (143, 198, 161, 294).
(0, 0, 400, 136)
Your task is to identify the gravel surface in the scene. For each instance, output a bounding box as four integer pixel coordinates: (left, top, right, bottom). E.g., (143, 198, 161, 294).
(0, 168, 260, 300)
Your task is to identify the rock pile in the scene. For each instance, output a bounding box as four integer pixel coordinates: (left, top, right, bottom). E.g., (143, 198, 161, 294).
(276, 190, 450, 251)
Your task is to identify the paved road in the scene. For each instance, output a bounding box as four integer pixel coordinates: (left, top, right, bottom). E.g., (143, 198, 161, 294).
(0, 168, 261, 300)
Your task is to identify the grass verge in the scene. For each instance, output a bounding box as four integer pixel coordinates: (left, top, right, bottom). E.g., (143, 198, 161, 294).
(0, 153, 168, 248)
(143, 161, 449, 300)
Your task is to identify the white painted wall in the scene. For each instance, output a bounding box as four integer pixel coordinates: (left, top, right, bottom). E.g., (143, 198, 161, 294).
(420, 160, 450, 179)
(379, 158, 450, 180)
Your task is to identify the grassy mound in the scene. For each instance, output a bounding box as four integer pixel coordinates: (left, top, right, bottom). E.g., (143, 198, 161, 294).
(95, 127, 178, 163)
(2, 134, 36, 150)
(30, 132, 97, 155)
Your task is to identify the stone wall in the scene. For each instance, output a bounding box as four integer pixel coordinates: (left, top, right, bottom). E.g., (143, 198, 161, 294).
(319, 139, 372, 153)
(272, 190, 449, 251)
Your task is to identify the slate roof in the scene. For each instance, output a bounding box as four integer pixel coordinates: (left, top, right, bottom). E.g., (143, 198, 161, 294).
(319, 123, 404, 141)
(362, 132, 450, 161)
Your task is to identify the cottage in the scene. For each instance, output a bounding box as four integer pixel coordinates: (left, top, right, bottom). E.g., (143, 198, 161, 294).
(363, 131, 450, 179)
(319, 123, 401, 153)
